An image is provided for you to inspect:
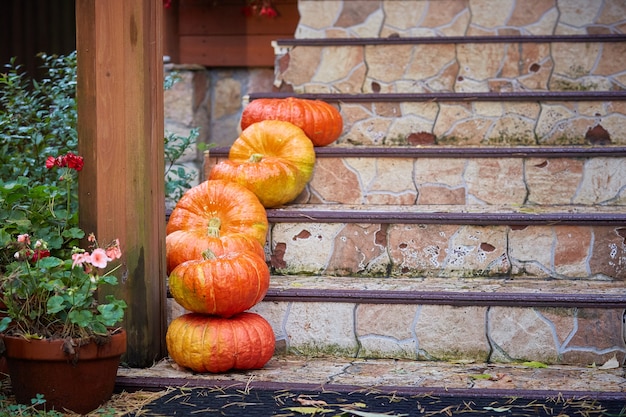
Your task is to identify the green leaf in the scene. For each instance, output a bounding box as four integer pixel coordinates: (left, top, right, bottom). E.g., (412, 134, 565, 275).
(46, 295, 66, 314)
(0, 229, 11, 247)
(37, 256, 64, 268)
(102, 275, 119, 286)
(68, 309, 93, 327)
(0, 317, 13, 332)
(90, 321, 108, 335)
(62, 227, 85, 239)
(97, 298, 127, 326)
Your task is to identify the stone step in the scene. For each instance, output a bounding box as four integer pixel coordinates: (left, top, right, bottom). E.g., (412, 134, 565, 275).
(166, 275, 626, 366)
(263, 31, 626, 146)
(116, 355, 626, 398)
(274, 35, 626, 96)
(117, 354, 626, 398)
(244, 91, 626, 146)
(207, 146, 626, 207)
(293, 1, 625, 41)
(253, 276, 626, 365)
(265, 204, 626, 280)
(272, 34, 626, 94)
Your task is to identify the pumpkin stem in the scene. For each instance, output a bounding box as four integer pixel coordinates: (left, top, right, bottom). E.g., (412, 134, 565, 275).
(201, 249, 217, 260)
(207, 217, 221, 237)
(249, 153, 264, 163)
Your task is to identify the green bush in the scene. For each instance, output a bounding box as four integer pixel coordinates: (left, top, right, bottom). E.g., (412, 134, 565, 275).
(0, 52, 199, 223)
(0, 53, 78, 187)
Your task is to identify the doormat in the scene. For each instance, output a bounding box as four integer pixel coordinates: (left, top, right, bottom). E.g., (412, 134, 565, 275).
(125, 385, 625, 416)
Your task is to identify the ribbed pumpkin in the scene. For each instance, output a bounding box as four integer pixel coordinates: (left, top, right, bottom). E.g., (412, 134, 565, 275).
(166, 312, 275, 373)
(209, 120, 316, 208)
(166, 179, 268, 272)
(168, 249, 270, 317)
(241, 97, 343, 147)
(166, 217, 265, 274)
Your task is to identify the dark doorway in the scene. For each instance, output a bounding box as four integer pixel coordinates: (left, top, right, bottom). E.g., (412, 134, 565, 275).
(1, 0, 76, 79)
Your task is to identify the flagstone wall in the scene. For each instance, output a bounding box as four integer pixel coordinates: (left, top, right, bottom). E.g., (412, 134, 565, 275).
(162, 64, 276, 206)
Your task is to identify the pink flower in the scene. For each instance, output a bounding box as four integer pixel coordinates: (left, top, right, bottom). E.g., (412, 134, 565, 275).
(17, 234, 30, 244)
(105, 239, 122, 260)
(89, 248, 112, 269)
(72, 252, 90, 269)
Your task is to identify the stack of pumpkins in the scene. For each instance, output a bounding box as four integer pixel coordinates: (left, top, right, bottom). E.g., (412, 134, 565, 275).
(165, 97, 343, 373)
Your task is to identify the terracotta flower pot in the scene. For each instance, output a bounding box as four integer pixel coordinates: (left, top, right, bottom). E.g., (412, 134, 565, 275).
(1, 329, 126, 414)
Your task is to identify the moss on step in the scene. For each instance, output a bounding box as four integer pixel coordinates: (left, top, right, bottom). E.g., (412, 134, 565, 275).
(345, 130, 596, 147)
(552, 135, 587, 145)
(417, 348, 491, 363)
(289, 343, 359, 358)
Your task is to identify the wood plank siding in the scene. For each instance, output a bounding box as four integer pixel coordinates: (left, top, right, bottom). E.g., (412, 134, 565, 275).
(169, 0, 299, 66)
(0, 0, 76, 78)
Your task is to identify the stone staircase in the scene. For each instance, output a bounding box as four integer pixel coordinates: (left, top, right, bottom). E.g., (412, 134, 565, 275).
(180, 0, 626, 368)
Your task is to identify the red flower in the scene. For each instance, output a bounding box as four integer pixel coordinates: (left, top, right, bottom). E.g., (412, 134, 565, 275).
(45, 153, 84, 172)
(65, 153, 84, 171)
(45, 156, 56, 169)
(31, 249, 51, 262)
(45, 155, 64, 169)
(259, 5, 278, 18)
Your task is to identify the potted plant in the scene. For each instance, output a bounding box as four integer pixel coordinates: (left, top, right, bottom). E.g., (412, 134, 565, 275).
(0, 152, 127, 415)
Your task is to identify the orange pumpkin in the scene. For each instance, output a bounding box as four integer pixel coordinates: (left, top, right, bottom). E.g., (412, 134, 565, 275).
(241, 97, 343, 147)
(168, 249, 270, 317)
(209, 120, 316, 208)
(166, 312, 275, 373)
(166, 179, 268, 272)
(166, 217, 265, 274)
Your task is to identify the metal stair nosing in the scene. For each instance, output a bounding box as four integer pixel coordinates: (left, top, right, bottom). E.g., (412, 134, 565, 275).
(210, 145, 626, 158)
(262, 286, 626, 309)
(273, 34, 626, 47)
(247, 90, 626, 103)
(265, 209, 626, 226)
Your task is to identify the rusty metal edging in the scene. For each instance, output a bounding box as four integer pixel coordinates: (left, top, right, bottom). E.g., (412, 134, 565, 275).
(274, 34, 626, 46)
(209, 146, 626, 159)
(264, 209, 626, 226)
(164, 287, 626, 309)
(262, 288, 626, 309)
(248, 91, 626, 103)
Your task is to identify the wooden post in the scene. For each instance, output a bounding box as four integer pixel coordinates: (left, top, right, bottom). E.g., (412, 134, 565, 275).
(75, 0, 167, 367)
